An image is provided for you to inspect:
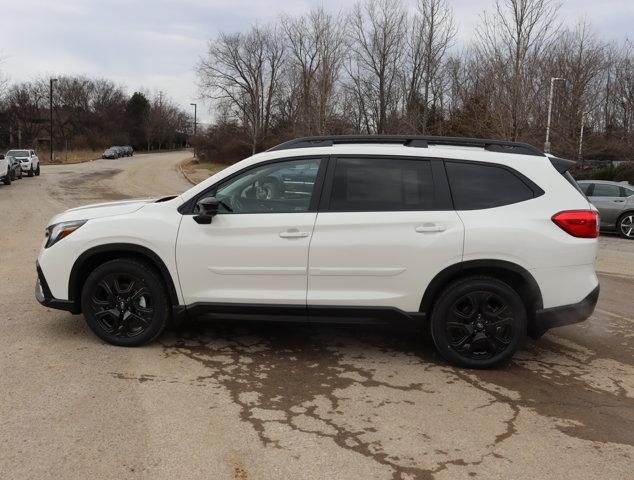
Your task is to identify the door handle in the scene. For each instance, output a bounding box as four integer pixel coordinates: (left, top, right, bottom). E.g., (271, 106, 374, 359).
(613, 200, 625, 203)
(279, 229, 309, 239)
(415, 223, 446, 233)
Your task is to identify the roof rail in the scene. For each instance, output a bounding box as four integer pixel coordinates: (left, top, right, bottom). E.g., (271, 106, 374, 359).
(266, 135, 545, 157)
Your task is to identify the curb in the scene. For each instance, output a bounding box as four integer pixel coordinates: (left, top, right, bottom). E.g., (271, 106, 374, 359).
(179, 158, 198, 185)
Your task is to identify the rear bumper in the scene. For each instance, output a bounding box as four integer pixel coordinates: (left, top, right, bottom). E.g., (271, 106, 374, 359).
(530, 284, 599, 338)
(35, 262, 78, 313)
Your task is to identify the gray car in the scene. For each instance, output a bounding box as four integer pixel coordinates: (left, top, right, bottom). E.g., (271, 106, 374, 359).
(578, 180, 634, 239)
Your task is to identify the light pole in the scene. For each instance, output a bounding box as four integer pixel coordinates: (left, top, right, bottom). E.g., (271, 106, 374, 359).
(190, 103, 197, 158)
(49, 78, 58, 162)
(190, 103, 197, 135)
(544, 77, 565, 153)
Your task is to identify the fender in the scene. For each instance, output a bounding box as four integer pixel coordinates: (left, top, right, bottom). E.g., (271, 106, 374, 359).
(68, 243, 180, 309)
(419, 259, 543, 314)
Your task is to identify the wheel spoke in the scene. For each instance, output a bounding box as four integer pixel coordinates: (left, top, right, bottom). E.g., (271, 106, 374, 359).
(94, 308, 119, 320)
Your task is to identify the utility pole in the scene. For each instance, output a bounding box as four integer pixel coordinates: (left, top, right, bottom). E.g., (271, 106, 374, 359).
(190, 103, 197, 134)
(190, 103, 197, 158)
(544, 77, 565, 153)
(49, 78, 58, 162)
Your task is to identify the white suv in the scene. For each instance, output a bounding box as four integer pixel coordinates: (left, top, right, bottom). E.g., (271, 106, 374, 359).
(6, 149, 40, 176)
(36, 136, 599, 368)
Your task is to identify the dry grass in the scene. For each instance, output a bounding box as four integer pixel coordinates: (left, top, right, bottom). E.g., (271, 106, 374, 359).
(180, 157, 225, 185)
(41, 149, 102, 165)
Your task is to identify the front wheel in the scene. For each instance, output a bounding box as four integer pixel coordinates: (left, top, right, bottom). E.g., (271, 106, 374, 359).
(35, 164, 40, 176)
(430, 276, 527, 369)
(27, 166, 34, 177)
(81, 258, 170, 346)
(617, 213, 634, 239)
(3, 173, 11, 185)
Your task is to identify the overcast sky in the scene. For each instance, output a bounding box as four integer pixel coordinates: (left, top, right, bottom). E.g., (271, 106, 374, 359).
(0, 0, 632, 123)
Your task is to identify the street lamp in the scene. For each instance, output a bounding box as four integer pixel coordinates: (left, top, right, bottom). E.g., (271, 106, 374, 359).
(544, 77, 565, 153)
(190, 102, 197, 158)
(190, 103, 197, 134)
(49, 78, 58, 162)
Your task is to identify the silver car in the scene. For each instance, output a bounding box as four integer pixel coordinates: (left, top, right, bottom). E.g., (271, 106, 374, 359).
(578, 180, 634, 239)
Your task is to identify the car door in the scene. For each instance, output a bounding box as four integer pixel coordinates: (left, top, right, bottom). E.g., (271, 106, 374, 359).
(176, 157, 325, 306)
(588, 183, 625, 227)
(307, 156, 463, 313)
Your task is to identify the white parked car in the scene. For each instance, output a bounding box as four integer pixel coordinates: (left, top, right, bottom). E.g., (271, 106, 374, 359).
(6, 149, 40, 176)
(36, 135, 599, 368)
(0, 153, 12, 185)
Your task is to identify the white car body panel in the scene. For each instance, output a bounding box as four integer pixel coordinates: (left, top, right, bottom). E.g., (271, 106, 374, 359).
(176, 212, 317, 304)
(307, 211, 464, 311)
(37, 142, 599, 320)
(38, 198, 184, 302)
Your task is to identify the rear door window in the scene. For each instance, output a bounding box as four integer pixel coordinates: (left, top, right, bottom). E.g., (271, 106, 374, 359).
(445, 161, 537, 210)
(328, 157, 435, 212)
(591, 184, 621, 197)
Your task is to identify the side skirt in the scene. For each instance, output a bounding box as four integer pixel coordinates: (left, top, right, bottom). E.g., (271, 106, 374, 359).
(173, 303, 426, 330)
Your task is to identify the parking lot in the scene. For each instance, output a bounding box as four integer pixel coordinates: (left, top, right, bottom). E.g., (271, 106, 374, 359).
(0, 151, 632, 479)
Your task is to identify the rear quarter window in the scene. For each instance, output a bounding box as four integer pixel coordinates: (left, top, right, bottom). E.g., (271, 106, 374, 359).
(445, 161, 539, 210)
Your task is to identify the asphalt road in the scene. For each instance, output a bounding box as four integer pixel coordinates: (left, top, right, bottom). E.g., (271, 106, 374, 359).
(0, 151, 632, 480)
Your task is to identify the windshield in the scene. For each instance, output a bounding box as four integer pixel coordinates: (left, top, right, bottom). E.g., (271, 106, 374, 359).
(6, 150, 29, 157)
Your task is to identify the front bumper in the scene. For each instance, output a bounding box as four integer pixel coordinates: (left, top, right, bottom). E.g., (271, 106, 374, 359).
(35, 262, 79, 313)
(21, 162, 31, 172)
(530, 284, 600, 338)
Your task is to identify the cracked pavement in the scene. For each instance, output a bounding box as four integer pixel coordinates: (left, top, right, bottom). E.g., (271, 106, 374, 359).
(0, 151, 632, 479)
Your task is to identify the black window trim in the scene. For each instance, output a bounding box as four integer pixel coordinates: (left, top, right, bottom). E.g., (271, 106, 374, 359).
(319, 154, 453, 213)
(442, 158, 545, 210)
(177, 155, 329, 215)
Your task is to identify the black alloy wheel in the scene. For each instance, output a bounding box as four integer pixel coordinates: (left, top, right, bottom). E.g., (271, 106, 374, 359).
(81, 259, 169, 346)
(431, 276, 526, 368)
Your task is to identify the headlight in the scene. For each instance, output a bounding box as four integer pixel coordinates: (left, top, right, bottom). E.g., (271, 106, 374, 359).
(45, 220, 87, 248)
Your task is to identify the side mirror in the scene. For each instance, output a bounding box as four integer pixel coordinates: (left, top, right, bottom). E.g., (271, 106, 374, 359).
(194, 196, 219, 224)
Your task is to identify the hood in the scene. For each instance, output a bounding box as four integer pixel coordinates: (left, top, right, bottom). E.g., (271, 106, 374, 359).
(48, 198, 156, 225)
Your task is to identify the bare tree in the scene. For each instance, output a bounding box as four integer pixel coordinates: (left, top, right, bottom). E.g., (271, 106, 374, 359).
(197, 24, 285, 153)
(281, 8, 346, 134)
(404, 0, 455, 132)
(476, 0, 560, 140)
(347, 0, 407, 133)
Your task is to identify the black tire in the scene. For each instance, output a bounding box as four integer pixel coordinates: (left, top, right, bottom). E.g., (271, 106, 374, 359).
(27, 166, 34, 177)
(617, 213, 634, 240)
(3, 174, 11, 185)
(35, 164, 40, 176)
(18, 168, 23, 179)
(430, 276, 527, 369)
(81, 258, 170, 346)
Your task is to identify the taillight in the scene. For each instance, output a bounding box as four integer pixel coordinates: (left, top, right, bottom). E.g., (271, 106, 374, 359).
(551, 210, 599, 238)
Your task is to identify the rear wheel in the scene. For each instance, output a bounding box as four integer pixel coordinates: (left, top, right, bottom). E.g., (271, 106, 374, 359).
(81, 259, 169, 346)
(430, 276, 527, 369)
(617, 213, 634, 239)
